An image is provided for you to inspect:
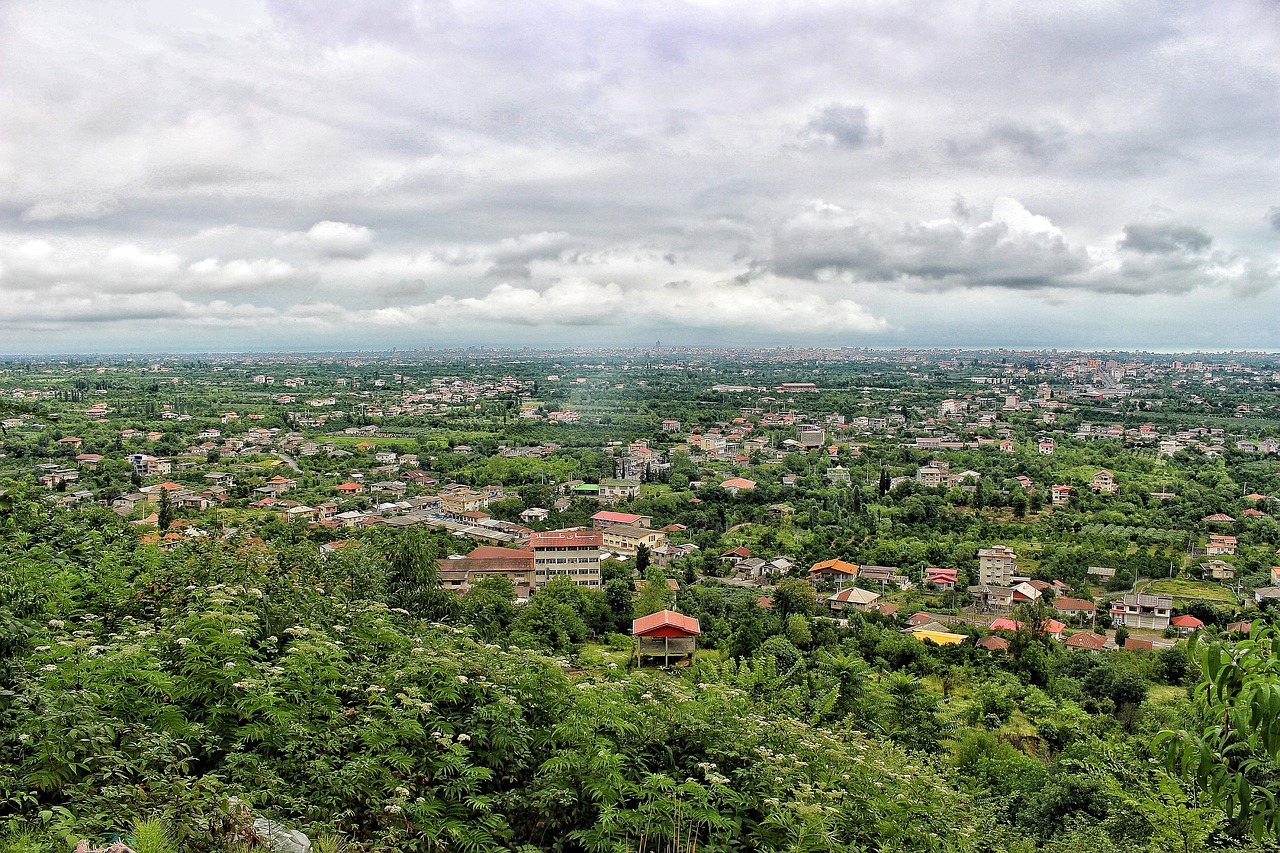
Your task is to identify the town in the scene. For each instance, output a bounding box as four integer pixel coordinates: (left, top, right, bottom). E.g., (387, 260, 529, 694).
(3, 346, 1279, 852)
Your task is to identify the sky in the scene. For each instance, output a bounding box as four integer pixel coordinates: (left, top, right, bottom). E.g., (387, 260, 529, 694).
(0, 0, 1278, 355)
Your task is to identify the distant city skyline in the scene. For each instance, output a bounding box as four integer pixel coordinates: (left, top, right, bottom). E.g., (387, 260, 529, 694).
(1, 1, 1277, 354)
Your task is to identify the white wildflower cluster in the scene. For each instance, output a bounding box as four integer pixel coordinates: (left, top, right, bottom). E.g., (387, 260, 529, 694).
(33, 645, 51, 653)
(365, 685, 387, 694)
(228, 628, 246, 637)
(284, 626, 310, 637)
(42, 664, 57, 672)
(455, 675, 468, 684)
(457, 733, 471, 742)
(175, 637, 191, 647)
(47, 620, 65, 629)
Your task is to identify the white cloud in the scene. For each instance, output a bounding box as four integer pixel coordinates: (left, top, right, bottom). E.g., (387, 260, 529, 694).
(0, 1, 1276, 350)
(279, 221, 377, 259)
(345, 275, 887, 334)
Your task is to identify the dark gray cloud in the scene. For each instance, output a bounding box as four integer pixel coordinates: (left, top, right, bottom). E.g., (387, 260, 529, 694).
(804, 104, 878, 149)
(945, 120, 1069, 164)
(1270, 207, 1280, 231)
(1118, 223, 1212, 254)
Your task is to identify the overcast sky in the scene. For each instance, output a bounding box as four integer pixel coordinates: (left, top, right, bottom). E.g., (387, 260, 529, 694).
(1, 0, 1277, 354)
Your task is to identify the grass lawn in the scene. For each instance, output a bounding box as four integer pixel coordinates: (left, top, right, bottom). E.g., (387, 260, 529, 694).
(1148, 684, 1189, 705)
(1146, 578, 1236, 603)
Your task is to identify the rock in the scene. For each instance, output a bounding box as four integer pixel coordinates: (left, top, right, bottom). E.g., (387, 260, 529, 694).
(252, 818, 312, 853)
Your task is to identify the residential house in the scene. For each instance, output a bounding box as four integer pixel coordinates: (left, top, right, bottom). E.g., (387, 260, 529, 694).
(969, 584, 1016, 614)
(924, 567, 958, 590)
(598, 479, 641, 502)
(1053, 598, 1098, 623)
(591, 510, 652, 529)
(1091, 470, 1118, 493)
(1206, 534, 1237, 556)
(977, 636, 1009, 653)
(916, 465, 947, 488)
(1170, 614, 1205, 636)
(720, 478, 757, 494)
(601, 524, 668, 556)
(826, 587, 881, 612)
(1109, 594, 1173, 630)
(978, 545, 1017, 586)
(1200, 559, 1235, 580)
(808, 559, 859, 588)
(1064, 632, 1106, 651)
(991, 617, 1065, 640)
(1050, 485, 1074, 505)
(859, 565, 908, 590)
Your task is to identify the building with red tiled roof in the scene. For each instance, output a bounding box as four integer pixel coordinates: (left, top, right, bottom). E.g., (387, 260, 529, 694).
(809, 559, 859, 586)
(1054, 598, 1098, 620)
(632, 610, 701, 665)
(592, 510, 652, 529)
(440, 545, 537, 597)
(990, 617, 1065, 639)
(1064, 632, 1106, 651)
(531, 529, 602, 588)
(1170, 614, 1205, 634)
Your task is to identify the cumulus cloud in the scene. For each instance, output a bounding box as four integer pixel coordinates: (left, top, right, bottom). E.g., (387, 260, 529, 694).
(279, 222, 376, 259)
(767, 199, 1277, 298)
(771, 197, 1087, 290)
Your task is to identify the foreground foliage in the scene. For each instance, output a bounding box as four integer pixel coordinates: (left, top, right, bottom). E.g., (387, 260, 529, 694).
(0, 497, 1270, 852)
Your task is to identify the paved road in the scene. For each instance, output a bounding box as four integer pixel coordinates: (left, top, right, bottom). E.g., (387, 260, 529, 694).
(278, 453, 301, 472)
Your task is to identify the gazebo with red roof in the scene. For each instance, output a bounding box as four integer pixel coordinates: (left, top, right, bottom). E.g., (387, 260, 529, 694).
(632, 610, 701, 666)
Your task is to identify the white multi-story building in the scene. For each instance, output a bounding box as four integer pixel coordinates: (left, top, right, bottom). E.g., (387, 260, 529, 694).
(531, 529, 602, 587)
(978, 545, 1018, 586)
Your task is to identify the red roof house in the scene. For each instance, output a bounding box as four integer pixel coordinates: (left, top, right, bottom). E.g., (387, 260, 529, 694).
(1170, 614, 1205, 634)
(1064, 632, 1107, 651)
(632, 610, 701, 665)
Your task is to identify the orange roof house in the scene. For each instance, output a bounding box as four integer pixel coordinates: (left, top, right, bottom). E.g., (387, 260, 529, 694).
(808, 559, 859, 583)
